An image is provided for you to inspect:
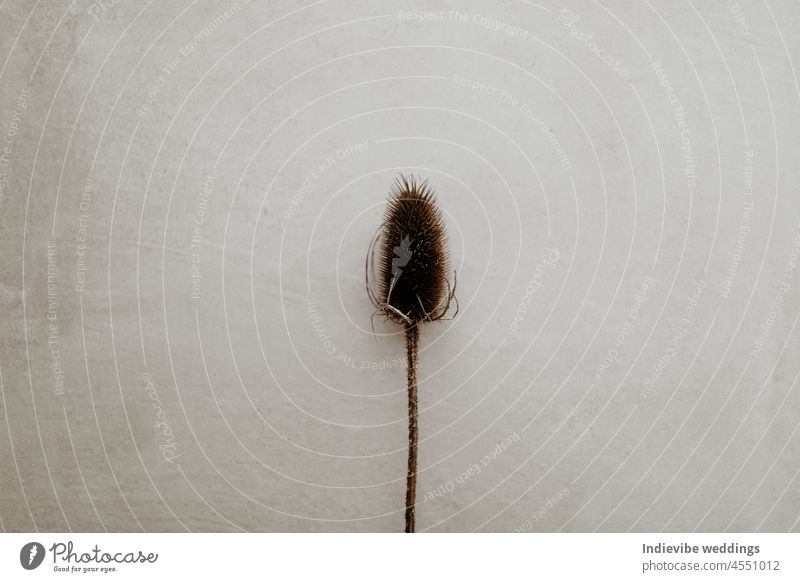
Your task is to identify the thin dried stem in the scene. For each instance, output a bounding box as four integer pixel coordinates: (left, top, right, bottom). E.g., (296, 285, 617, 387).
(404, 323, 420, 533)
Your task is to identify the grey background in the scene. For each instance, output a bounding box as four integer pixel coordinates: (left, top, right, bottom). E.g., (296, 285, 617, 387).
(1, 0, 799, 532)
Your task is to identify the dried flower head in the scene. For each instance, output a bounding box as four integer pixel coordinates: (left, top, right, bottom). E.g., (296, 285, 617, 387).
(365, 174, 457, 533)
(366, 175, 457, 326)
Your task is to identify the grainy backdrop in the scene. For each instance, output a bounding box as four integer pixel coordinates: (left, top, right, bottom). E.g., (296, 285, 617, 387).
(1, 0, 799, 532)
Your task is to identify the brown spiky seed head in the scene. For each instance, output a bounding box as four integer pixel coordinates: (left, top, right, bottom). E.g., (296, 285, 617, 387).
(378, 175, 449, 324)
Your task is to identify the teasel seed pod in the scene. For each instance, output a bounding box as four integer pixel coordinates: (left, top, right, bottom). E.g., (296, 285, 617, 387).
(366, 174, 458, 533)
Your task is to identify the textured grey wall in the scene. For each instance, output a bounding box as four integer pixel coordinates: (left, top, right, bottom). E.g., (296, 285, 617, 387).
(1, 0, 799, 532)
